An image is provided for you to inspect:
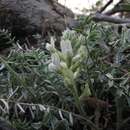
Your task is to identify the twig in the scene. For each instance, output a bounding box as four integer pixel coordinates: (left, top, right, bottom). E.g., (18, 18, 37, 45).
(116, 97, 122, 130)
(105, 0, 130, 15)
(98, 0, 113, 13)
(1, 99, 99, 130)
(92, 13, 130, 24)
(105, 4, 130, 15)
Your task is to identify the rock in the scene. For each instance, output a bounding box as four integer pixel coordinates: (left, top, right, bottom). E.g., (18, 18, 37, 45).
(0, 0, 76, 38)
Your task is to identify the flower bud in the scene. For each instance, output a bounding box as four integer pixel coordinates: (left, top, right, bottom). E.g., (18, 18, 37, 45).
(78, 45, 88, 59)
(64, 77, 73, 87)
(60, 61, 68, 69)
(72, 54, 81, 63)
(74, 71, 79, 79)
(79, 83, 91, 100)
(70, 61, 80, 72)
(46, 43, 53, 51)
(51, 53, 60, 67)
(60, 39, 73, 56)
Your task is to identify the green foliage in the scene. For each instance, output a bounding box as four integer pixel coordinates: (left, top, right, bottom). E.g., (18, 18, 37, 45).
(1, 17, 130, 130)
(0, 46, 76, 130)
(0, 29, 14, 50)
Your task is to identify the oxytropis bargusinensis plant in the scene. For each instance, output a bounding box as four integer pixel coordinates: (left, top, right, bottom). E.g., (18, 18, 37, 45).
(46, 29, 91, 113)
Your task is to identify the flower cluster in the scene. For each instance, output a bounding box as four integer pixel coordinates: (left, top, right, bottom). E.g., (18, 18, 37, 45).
(46, 29, 91, 99)
(47, 30, 86, 72)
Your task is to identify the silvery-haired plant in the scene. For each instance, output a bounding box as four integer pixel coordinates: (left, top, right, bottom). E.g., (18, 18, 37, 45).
(46, 29, 91, 114)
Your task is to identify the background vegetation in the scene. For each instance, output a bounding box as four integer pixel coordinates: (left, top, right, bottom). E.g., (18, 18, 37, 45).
(1, 0, 130, 130)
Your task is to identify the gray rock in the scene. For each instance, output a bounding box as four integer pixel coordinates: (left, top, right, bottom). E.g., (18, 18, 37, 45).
(0, 0, 76, 37)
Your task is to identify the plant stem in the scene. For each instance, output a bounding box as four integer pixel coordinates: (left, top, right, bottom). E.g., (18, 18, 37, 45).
(2, 98, 99, 130)
(116, 96, 122, 130)
(72, 83, 85, 115)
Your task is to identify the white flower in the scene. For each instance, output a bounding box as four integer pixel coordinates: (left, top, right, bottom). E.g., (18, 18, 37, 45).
(50, 37, 55, 48)
(46, 37, 55, 52)
(46, 43, 53, 51)
(60, 61, 68, 69)
(62, 28, 76, 39)
(60, 39, 73, 56)
(51, 53, 60, 67)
